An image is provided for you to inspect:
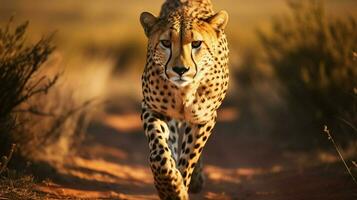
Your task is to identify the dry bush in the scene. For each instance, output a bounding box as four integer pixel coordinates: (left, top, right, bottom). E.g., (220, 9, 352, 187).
(15, 83, 94, 164)
(0, 18, 56, 156)
(0, 18, 112, 199)
(0, 18, 57, 198)
(259, 0, 357, 139)
(0, 18, 100, 172)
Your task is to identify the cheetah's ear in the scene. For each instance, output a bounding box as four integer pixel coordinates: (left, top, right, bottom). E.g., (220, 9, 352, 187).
(140, 12, 157, 37)
(207, 10, 229, 30)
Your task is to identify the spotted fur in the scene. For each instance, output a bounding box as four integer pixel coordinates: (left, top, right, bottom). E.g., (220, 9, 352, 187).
(140, 0, 229, 199)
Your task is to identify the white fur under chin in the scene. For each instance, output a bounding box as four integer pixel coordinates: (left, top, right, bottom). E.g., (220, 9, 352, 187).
(170, 77, 192, 87)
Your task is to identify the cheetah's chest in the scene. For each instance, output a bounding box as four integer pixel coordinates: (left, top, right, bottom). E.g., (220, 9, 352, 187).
(142, 69, 228, 124)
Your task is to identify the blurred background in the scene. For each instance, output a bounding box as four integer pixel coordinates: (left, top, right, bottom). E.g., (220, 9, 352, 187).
(0, 0, 356, 199)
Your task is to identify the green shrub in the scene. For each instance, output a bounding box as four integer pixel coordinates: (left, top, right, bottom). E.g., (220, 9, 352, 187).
(259, 0, 357, 132)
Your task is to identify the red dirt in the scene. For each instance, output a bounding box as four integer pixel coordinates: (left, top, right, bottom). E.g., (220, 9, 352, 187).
(36, 108, 357, 200)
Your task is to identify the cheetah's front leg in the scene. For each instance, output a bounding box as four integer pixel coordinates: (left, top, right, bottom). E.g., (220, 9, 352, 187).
(141, 106, 188, 200)
(177, 114, 216, 189)
(188, 157, 205, 193)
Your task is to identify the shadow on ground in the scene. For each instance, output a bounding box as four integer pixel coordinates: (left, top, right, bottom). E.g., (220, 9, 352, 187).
(35, 105, 357, 200)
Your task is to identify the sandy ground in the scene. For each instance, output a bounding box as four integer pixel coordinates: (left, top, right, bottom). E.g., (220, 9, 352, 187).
(36, 107, 357, 200)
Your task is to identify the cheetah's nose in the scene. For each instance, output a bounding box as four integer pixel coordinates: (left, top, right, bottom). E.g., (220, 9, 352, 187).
(172, 66, 189, 76)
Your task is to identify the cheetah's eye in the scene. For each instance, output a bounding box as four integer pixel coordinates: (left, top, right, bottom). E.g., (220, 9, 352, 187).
(160, 40, 171, 48)
(191, 41, 202, 49)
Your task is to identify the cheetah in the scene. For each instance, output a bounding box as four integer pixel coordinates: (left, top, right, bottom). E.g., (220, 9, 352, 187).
(140, 0, 229, 199)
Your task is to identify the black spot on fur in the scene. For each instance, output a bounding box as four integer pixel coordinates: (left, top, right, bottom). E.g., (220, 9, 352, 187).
(160, 157, 167, 166)
(187, 135, 193, 143)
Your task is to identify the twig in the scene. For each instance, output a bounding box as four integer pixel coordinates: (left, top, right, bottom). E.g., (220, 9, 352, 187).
(13, 107, 56, 117)
(13, 74, 59, 108)
(0, 144, 16, 175)
(337, 117, 357, 134)
(323, 125, 357, 185)
(353, 161, 357, 169)
(25, 75, 46, 93)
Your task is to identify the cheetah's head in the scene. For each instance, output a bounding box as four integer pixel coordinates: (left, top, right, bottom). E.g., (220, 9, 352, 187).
(140, 9, 228, 87)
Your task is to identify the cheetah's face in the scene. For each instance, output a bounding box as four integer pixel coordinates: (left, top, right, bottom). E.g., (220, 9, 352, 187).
(140, 11, 228, 87)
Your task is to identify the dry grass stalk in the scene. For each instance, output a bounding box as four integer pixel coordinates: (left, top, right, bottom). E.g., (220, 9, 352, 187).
(0, 144, 16, 175)
(323, 125, 357, 185)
